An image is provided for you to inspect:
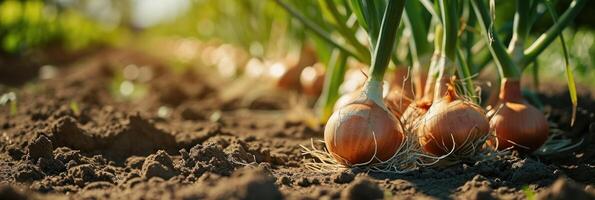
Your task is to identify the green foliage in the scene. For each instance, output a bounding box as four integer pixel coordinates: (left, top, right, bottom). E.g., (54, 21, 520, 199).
(0, 0, 119, 54)
(0, 92, 17, 116)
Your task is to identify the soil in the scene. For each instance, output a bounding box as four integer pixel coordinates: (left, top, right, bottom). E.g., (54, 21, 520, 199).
(1, 48, 594, 200)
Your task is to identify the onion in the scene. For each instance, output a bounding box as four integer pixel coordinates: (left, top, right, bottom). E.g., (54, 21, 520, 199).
(300, 63, 325, 96)
(324, 81, 405, 166)
(401, 100, 432, 131)
(488, 79, 548, 152)
(334, 81, 390, 111)
(334, 90, 361, 111)
(276, 45, 318, 90)
(416, 83, 490, 156)
(385, 68, 415, 117)
(274, 61, 303, 90)
(385, 87, 413, 118)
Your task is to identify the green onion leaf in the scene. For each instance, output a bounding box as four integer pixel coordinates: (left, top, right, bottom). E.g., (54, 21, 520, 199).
(544, 0, 577, 126)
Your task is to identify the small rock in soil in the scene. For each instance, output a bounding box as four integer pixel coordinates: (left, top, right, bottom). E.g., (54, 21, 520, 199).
(341, 176, 384, 200)
(278, 175, 292, 186)
(141, 150, 177, 179)
(69, 164, 96, 186)
(27, 135, 53, 160)
(7, 145, 25, 160)
(13, 162, 44, 182)
(53, 147, 82, 165)
(297, 177, 311, 187)
(537, 178, 595, 200)
(187, 143, 234, 176)
(208, 167, 282, 200)
(126, 156, 145, 170)
(68, 164, 113, 186)
(333, 170, 355, 184)
(37, 157, 65, 174)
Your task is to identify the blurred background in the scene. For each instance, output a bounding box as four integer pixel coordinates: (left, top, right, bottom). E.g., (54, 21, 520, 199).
(0, 0, 594, 93)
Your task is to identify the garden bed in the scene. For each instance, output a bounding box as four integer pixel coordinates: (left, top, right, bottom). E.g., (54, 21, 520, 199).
(0, 48, 594, 200)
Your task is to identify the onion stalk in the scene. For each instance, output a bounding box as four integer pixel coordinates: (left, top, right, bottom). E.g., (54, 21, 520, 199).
(414, 0, 490, 157)
(324, 0, 406, 166)
(471, 0, 585, 153)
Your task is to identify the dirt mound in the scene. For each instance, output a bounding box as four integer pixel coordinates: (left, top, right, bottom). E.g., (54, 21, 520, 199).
(208, 167, 282, 200)
(341, 176, 384, 200)
(49, 114, 177, 161)
(538, 178, 595, 200)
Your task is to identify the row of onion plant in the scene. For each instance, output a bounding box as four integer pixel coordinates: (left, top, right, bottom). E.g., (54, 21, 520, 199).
(276, 0, 585, 170)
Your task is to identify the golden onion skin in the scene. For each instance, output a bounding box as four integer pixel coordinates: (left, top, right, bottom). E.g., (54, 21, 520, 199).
(401, 100, 432, 131)
(417, 95, 490, 156)
(324, 100, 404, 166)
(488, 79, 549, 152)
(300, 65, 325, 97)
(333, 91, 360, 111)
(384, 88, 413, 118)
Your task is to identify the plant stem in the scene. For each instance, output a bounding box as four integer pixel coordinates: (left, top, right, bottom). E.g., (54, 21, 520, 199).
(523, 0, 586, 66)
(457, 49, 478, 102)
(471, 0, 521, 79)
(423, 24, 443, 99)
(508, 0, 531, 65)
(544, 0, 578, 125)
(439, 0, 458, 61)
(368, 0, 406, 82)
(274, 0, 369, 63)
(463, 2, 477, 74)
(321, 0, 369, 60)
(316, 50, 347, 122)
(405, 0, 430, 59)
(434, 0, 458, 99)
(419, 0, 440, 21)
(349, 0, 386, 53)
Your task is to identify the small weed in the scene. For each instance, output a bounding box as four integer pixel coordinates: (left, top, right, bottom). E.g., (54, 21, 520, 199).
(522, 185, 536, 200)
(0, 92, 17, 116)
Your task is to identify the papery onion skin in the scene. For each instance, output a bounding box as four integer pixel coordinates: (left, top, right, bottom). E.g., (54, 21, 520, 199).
(334, 91, 361, 111)
(277, 65, 304, 90)
(277, 46, 318, 90)
(488, 79, 549, 152)
(401, 100, 432, 131)
(385, 88, 412, 118)
(385, 68, 415, 117)
(324, 100, 404, 166)
(417, 87, 490, 156)
(300, 64, 325, 97)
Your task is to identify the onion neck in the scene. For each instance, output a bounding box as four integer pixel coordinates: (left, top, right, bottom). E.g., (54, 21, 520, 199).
(361, 79, 386, 109)
(433, 57, 456, 102)
(499, 78, 524, 103)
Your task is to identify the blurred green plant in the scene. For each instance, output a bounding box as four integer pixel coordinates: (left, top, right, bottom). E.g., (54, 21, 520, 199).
(0, 92, 17, 116)
(146, 0, 298, 59)
(0, 0, 121, 55)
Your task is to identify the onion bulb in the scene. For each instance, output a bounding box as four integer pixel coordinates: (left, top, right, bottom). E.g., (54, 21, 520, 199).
(276, 46, 318, 90)
(334, 90, 361, 111)
(324, 81, 405, 166)
(334, 81, 390, 111)
(385, 87, 413, 118)
(276, 63, 304, 90)
(401, 100, 432, 131)
(300, 63, 325, 97)
(385, 68, 415, 117)
(416, 83, 490, 156)
(488, 79, 548, 152)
